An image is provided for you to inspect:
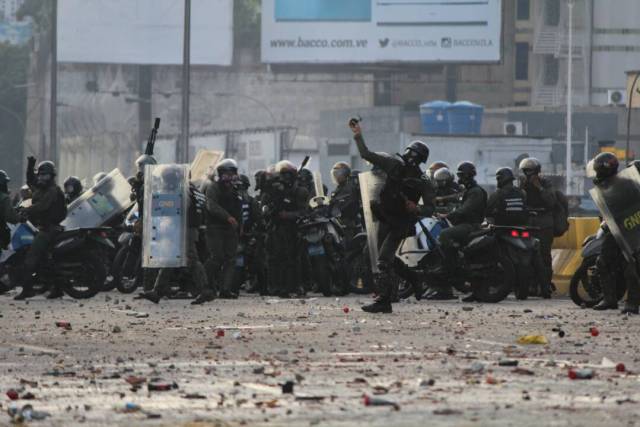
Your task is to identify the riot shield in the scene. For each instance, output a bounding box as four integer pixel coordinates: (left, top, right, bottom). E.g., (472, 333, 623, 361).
(309, 170, 330, 208)
(190, 149, 224, 185)
(589, 166, 640, 260)
(142, 164, 189, 268)
(62, 168, 134, 230)
(358, 171, 386, 273)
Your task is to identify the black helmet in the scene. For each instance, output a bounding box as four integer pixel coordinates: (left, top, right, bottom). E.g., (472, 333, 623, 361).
(254, 169, 266, 191)
(275, 160, 298, 186)
(403, 140, 430, 166)
(592, 152, 619, 181)
(63, 176, 83, 198)
(495, 167, 515, 188)
(0, 170, 10, 186)
(456, 161, 477, 182)
(433, 167, 454, 188)
(216, 158, 238, 175)
(36, 160, 57, 176)
(519, 157, 541, 176)
(239, 174, 251, 190)
(160, 165, 182, 191)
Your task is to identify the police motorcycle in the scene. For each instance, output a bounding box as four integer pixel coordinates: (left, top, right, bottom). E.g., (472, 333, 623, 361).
(297, 172, 349, 296)
(395, 213, 540, 302)
(107, 205, 142, 293)
(568, 222, 626, 307)
(1, 215, 111, 299)
(62, 168, 135, 293)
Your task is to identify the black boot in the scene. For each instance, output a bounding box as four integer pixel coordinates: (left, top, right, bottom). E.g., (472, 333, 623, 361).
(621, 302, 639, 315)
(361, 299, 392, 313)
(593, 272, 618, 311)
(140, 290, 161, 304)
(46, 286, 64, 299)
(14, 286, 35, 300)
(191, 290, 216, 305)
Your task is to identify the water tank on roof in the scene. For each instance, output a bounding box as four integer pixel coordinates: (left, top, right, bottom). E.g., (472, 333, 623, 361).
(419, 100, 451, 134)
(447, 101, 483, 134)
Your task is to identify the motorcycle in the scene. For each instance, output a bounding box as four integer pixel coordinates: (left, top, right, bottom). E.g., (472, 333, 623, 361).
(569, 224, 626, 307)
(396, 218, 539, 302)
(1, 222, 110, 299)
(109, 206, 142, 294)
(297, 200, 348, 296)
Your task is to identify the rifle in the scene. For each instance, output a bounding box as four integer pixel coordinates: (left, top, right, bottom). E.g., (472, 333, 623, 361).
(299, 155, 310, 172)
(144, 118, 161, 156)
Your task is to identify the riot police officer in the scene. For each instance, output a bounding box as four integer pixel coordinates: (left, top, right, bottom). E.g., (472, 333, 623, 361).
(590, 152, 639, 314)
(63, 176, 83, 205)
(265, 160, 309, 298)
(433, 162, 487, 300)
(132, 154, 157, 292)
(141, 166, 208, 304)
(518, 157, 555, 297)
(428, 161, 449, 180)
(330, 162, 360, 240)
(0, 170, 19, 247)
(15, 158, 67, 300)
(201, 159, 243, 300)
(350, 119, 435, 313)
(486, 167, 528, 226)
(433, 167, 461, 213)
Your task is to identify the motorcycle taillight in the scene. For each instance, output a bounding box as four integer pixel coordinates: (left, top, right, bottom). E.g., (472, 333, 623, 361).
(521, 231, 530, 238)
(510, 230, 519, 238)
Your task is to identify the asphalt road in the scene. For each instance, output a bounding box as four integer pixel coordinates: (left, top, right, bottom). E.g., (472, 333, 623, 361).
(0, 292, 638, 426)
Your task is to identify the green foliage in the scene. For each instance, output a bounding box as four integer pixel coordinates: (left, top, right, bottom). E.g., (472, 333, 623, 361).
(234, 0, 261, 49)
(0, 42, 28, 188)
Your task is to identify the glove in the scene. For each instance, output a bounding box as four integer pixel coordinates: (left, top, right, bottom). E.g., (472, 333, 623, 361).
(27, 156, 36, 169)
(18, 210, 28, 223)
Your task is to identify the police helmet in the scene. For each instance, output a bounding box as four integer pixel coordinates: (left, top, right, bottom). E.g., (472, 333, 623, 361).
(519, 157, 542, 176)
(403, 140, 430, 165)
(64, 176, 83, 195)
(495, 167, 515, 188)
(216, 158, 238, 176)
(592, 152, 619, 181)
(93, 172, 107, 186)
(433, 167, 454, 188)
(36, 161, 57, 177)
(456, 161, 477, 181)
(0, 170, 10, 186)
(239, 174, 251, 190)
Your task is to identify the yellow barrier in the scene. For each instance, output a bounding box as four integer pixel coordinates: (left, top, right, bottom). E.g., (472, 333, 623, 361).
(551, 217, 600, 295)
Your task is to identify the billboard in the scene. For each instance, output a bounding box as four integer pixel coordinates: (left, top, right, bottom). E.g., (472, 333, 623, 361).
(58, 0, 233, 65)
(262, 0, 502, 63)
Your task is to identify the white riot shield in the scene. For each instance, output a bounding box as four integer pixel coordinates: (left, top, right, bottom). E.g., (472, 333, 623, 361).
(309, 170, 330, 208)
(62, 168, 134, 230)
(142, 164, 189, 268)
(190, 149, 224, 185)
(589, 166, 640, 261)
(358, 171, 385, 273)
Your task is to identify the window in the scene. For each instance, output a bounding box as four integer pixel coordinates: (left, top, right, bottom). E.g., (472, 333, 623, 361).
(543, 55, 559, 85)
(515, 42, 529, 80)
(516, 0, 530, 20)
(545, 0, 560, 26)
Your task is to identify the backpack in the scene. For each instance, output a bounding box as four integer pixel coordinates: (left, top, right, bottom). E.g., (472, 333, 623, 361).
(552, 190, 570, 237)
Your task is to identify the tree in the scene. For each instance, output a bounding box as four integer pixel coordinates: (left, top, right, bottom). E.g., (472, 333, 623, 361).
(234, 0, 261, 50)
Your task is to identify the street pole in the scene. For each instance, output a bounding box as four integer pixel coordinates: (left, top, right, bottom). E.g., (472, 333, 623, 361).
(50, 0, 58, 164)
(179, 0, 191, 163)
(566, 0, 574, 195)
(626, 72, 640, 163)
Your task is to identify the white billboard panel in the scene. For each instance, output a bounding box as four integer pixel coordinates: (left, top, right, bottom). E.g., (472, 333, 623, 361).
(59, 0, 233, 65)
(262, 0, 502, 63)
